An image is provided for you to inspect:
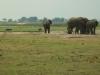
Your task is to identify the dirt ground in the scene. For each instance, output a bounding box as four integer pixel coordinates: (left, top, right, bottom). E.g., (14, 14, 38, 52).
(0, 30, 100, 38)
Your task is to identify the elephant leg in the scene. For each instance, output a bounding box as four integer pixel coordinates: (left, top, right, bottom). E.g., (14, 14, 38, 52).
(75, 29, 77, 34)
(80, 27, 83, 34)
(47, 27, 50, 34)
(93, 27, 96, 35)
(80, 28, 83, 34)
(44, 27, 47, 33)
(87, 29, 90, 34)
(88, 28, 91, 34)
(75, 28, 79, 34)
(69, 29, 73, 34)
(81, 28, 85, 34)
(83, 27, 86, 34)
(88, 27, 90, 34)
(80, 30, 82, 34)
(86, 26, 89, 34)
(90, 28, 94, 35)
(83, 26, 86, 34)
(67, 28, 72, 34)
(45, 28, 47, 33)
(43, 25, 47, 33)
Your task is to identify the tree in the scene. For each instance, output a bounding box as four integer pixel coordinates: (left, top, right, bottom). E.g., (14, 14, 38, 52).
(28, 17, 38, 22)
(2, 18, 7, 22)
(8, 19, 13, 22)
(18, 17, 38, 23)
(18, 17, 27, 23)
(52, 17, 65, 24)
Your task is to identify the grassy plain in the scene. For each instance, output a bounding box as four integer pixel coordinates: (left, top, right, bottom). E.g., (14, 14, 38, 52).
(0, 24, 100, 75)
(0, 32, 100, 75)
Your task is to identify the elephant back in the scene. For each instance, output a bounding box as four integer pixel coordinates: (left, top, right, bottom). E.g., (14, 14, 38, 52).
(67, 17, 78, 27)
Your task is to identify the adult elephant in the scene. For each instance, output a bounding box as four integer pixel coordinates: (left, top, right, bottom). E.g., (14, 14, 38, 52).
(43, 18, 52, 34)
(67, 17, 77, 34)
(67, 17, 88, 34)
(86, 19, 98, 35)
(79, 17, 88, 34)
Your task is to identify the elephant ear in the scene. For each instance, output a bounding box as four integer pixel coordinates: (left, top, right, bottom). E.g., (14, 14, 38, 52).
(92, 19, 98, 26)
(48, 20, 52, 24)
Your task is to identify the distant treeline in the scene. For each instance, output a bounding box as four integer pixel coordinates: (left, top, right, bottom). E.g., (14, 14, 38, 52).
(0, 17, 67, 24)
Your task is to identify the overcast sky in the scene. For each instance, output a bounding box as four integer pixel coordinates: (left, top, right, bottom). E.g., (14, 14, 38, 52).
(0, 0, 100, 19)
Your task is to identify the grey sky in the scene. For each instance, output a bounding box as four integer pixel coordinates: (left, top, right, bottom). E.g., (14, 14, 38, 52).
(0, 0, 100, 19)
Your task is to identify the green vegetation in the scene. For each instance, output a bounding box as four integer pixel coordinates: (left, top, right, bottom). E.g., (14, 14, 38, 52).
(0, 24, 99, 32)
(0, 24, 67, 32)
(0, 33, 100, 75)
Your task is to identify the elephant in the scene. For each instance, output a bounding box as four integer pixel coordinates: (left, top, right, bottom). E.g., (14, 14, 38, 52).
(43, 18, 52, 34)
(86, 19, 98, 35)
(67, 17, 88, 34)
(67, 17, 77, 34)
(79, 17, 88, 34)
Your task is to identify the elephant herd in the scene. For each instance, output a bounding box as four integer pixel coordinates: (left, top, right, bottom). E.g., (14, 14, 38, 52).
(67, 17, 98, 35)
(43, 17, 99, 35)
